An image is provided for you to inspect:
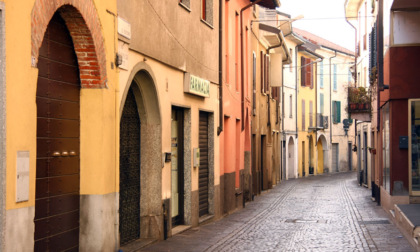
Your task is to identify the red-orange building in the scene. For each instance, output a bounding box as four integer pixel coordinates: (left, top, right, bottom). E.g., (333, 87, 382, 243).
(220, 0, 280, 213)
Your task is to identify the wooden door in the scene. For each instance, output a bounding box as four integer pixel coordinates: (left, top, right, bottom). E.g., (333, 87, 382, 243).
(35, 13, 80, 251)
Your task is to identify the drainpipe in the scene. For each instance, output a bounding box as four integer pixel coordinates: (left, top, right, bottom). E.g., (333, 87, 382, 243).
(218, 0, 223, 135)
(329, 51, 337, 151)
(241, 0, 263, 131)
(295, 45, 298, 140)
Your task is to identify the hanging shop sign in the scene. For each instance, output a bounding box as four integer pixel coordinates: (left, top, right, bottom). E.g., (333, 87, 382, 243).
(184, 73, 210, 98)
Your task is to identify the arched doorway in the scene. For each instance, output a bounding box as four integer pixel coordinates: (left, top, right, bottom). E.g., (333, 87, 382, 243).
(317, 139, 324, 174)
(287, 137, 295, 179)
(119, 86, 141, 245)
(317, 134, 328, 174)
(35, 13, 80, 251)
(120, 64, 162, 242)
(309, 136, 314, 175)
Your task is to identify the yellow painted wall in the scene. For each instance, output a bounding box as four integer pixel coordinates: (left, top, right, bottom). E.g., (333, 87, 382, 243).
(317, 141, 324, 174)
(297, 52, 318, 177)
(4, 0, 118, 210)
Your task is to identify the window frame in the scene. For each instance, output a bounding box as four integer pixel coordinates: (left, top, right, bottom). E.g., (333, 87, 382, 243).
(201, 0, 213, 27)
(408, 99, 420, 196)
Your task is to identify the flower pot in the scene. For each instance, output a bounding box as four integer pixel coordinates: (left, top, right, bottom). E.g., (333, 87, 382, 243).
(358, 104, 364, 109)
(350, 103, 357, 110)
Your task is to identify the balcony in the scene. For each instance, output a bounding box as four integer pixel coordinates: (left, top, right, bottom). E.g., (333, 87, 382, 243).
(348, 87, 371, 121)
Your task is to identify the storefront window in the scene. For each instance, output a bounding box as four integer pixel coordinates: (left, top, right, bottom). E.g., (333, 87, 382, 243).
(410, 100, 420, 195)
(383, 103, 390, 193)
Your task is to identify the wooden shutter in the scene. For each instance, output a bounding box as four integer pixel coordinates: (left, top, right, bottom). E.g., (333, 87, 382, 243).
(301, 57, 306, 87)
(302, 99, 305, 130)
(337, 101, 341, 123)
(306, 59, 312, 87)
(309, 101, 313, 127)
(261, 51, 264, 93)
(253, 53, 256, 115)
(266, 55, 269, 94)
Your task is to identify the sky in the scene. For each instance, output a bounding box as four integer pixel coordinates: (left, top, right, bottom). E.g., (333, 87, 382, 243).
(278, 0, 356, 52)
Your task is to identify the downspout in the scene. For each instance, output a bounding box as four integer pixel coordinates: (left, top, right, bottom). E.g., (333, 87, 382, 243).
(241, 0, 263, 131)
(329, 51, 337, 149)
(295, 45, 298, 139)
(218, 0, 223, 135)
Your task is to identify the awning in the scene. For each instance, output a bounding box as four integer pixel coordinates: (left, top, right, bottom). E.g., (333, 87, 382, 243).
(251, 0, 281, 10)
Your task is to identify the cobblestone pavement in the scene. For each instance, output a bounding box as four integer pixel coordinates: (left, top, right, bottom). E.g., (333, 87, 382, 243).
(141, 172, 414, 252)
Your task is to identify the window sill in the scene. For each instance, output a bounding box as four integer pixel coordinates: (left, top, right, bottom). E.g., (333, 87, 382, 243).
(200, 19, 214, 29)
(179, 2, 191, 12)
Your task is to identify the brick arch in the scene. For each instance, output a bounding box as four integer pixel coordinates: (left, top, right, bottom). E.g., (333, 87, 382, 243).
(31, 1, 107, 88)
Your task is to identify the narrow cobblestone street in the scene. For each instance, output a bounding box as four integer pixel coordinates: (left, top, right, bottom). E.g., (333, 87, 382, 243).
(142, 172, 413, 252)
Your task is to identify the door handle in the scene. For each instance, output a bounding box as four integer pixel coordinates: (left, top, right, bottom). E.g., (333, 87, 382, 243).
(52, 151, 61, 157)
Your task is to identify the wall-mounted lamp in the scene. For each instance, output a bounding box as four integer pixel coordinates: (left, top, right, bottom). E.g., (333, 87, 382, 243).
(115, 53, 123, 67)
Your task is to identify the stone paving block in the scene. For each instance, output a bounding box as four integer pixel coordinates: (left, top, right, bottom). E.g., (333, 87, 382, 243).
(141, 172, 414, 252)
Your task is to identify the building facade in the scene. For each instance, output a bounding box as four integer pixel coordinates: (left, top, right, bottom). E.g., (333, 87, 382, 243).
(282, 28, 304, 180)
(117, 0, 221, 245)
(294, 28, 356, 175)
(3, 0, 118, 250)
(250, 8, 290, 193)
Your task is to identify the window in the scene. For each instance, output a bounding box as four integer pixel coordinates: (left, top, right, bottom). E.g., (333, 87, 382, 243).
(320, 93, 324, 114)
(383, 103, 390, 193)
(202, 0, 213, 26)
(265, 55, 270, 94)
(409, 100, 420, 195)
(302, 99, 305, 130)
(309, 101, 313, 127)
(235, 12, 239, 91)
(301, 56, 313, 87)
(289, 95, 293, 118)
(333, 64, 337, 91)
(332, 100, 341, 124)
(289, 49, 293, 73)
(260, 51, 264, 93)
(320, 61, 324, 88)
(253, 52, 256, 115)
(179, 0, 190, 9)
(348, 69, 352, 85)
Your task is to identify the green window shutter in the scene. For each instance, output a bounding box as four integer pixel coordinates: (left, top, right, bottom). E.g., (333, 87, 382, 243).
(337, 101, 341, 123)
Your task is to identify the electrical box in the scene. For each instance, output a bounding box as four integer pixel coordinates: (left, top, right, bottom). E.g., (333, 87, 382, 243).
(16, 151, 30, 203)
(193, 148, 200, 168)
(399, 136, 408, 149)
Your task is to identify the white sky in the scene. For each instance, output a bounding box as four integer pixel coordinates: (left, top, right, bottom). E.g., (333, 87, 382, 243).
(278, 0, 356, 52)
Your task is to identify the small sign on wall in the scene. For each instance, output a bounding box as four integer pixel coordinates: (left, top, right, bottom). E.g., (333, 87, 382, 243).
(16, 151, 29, 203)
(184, 73, 210, 98)
(118, 17, 131, 40)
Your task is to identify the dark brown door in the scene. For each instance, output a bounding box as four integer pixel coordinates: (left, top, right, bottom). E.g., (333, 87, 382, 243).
(119, 86, 141, 245)
(35, 13, 80, 252)
(199, 112, 209, 217)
